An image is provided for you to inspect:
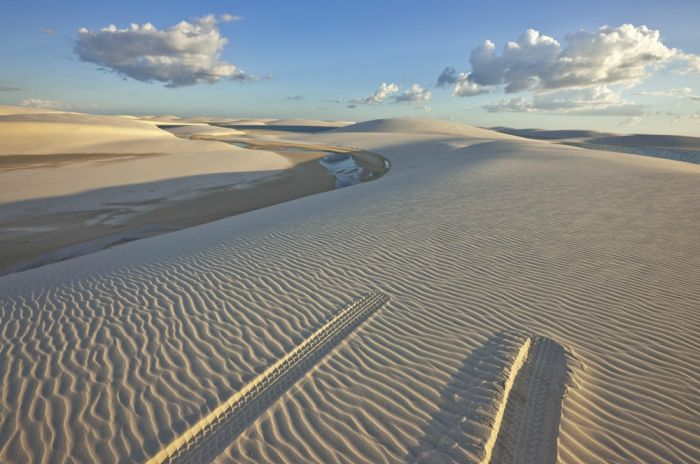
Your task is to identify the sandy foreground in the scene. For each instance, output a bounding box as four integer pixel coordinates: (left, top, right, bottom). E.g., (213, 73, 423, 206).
(0, 114, 699, 463)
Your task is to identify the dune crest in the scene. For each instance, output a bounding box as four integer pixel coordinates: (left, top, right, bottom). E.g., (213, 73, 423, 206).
(331, 118, 518, 139)
(0, 116, 698, 464)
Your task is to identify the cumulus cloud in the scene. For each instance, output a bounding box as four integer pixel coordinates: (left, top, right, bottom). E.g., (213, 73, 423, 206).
(442, 24, 699, 97)
(483, 87, 645, 116)
(74, 15, 252, 87)
(350, 82, 399, 104)
(436, 67, 459, 88)
(286, 95, 303, 100)
(20, 98, 96, 110)
(345, 82, 432, 107)
(394, 84, 432, 103)
(437, 67, 488, 96)
(454, 77, 488, 97)
(482, 97, 532, 113)
(40, 28, 55, 36)
(677, 52, 700, 74)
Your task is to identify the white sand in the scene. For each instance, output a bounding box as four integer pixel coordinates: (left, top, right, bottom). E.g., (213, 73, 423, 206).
(266, 119, 353, 127)
(333, 117, 522, 138)
(493, 127, 700, 151)
(160, 124, 245, 138)
(0, 107, 289, 204)
(0, 117, 699, 463)
(0, 111, 258, 156)
(0, 107, 291, 272)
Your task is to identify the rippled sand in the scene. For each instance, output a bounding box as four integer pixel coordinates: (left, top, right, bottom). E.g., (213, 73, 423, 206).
(1, 120, 699, 463)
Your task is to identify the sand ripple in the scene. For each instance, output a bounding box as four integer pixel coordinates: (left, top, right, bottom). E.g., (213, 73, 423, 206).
(1, 139, 699, 463)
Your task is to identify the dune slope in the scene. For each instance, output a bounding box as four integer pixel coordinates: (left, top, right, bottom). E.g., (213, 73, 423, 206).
(0, 124, 699, 463)
(332, 117, 520, 139)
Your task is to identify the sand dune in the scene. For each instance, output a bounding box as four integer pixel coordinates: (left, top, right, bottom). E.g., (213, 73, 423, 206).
(225, 118, 277, 126)
(493, 127, 700, 151)
(0, 110, 257, 156)
(160, 125, 245, 138)
(0, 110, 289, 204)
(0, 107, 293, 273)
(490, 128, 612, 140)
(266, 119, 352, 128)
(333, 118, 520, 139)
(589, 134, 700, 151)
(0, 105, 68, 116)
(1, 118, 699, 463)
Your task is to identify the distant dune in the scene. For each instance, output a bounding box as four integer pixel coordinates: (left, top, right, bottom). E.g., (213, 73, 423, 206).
(266, 118, 353, 128)
(493, 127, 700, 151)
(590, 134, 700, 151)
(0, 110, 245, 156)
(161, 124, 245, 138)
(0, 105, 68, 116)
(490, 127, 612, 140)
(0, 106, 292, 273)
(334, 117, 518, 139)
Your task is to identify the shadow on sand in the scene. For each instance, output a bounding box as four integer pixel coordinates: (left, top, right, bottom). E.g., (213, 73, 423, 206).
(407, 331, 568, 464)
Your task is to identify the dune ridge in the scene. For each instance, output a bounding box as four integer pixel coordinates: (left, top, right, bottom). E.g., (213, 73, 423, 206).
(0, 119, 698, 463)
(331, 118, 520, 139)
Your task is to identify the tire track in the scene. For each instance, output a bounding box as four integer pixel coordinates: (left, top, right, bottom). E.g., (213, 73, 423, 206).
(490, 336, 569, 464)
(147, 292, 388, 464)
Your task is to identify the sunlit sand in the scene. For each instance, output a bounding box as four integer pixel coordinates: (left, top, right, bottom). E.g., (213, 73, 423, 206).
(1, 108, 698, 463)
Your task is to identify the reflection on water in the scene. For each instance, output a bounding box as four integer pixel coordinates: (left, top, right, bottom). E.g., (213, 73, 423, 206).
(229, 142, 250, 148)
(226, 139, 387, 189)
(319, 153, 365, 188)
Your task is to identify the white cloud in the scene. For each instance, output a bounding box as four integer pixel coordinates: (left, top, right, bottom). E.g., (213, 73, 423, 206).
(394, 84, 432, 103)
(677, 52, 700, 74)
(346, 82, 431, 106)
(435, 66, 489, 97)
(483, 96, 532, 113)
(350, 82, 399, 104)
(40, 28, 55, 36)
(437, 67, 488, 96)
(634, 87, 692, 97)
(74, 15, 252, 87)
(219, 14, 242, 23)
(454, 77, 488, 97)
(444, 24, 699, 96)
(618, 116, 643, 127)
(669, 111, 700, 123)
(633, 87, 700, 103)
(20, 98, 97, 110)
(436, 67, 459, 87)
(483, 86, 645, 116)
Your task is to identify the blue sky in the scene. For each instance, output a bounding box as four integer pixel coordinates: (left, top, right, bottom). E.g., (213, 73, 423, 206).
(1, 0, 699, 134)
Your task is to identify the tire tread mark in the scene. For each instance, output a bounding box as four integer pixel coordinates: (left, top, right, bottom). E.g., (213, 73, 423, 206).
(146, 292, 388, 464)
(489, 336, 568, 464)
